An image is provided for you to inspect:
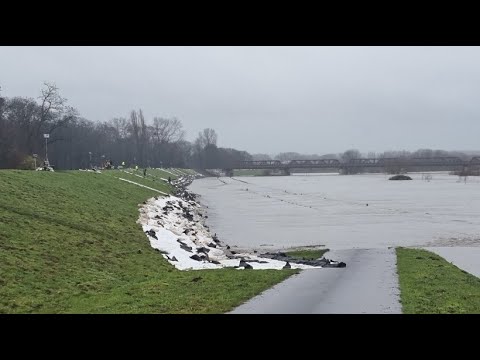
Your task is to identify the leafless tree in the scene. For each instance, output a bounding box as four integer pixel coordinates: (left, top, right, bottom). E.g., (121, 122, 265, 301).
(341, 149, 361, 162)
(152, 117, 185, 144)
(196, 128, 217, 149)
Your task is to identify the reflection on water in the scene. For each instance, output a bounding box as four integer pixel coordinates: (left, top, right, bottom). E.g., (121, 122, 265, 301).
(188, 173, 480, 251)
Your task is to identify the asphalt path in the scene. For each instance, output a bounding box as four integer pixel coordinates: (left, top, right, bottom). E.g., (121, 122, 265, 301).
(230, 248, 402, 314)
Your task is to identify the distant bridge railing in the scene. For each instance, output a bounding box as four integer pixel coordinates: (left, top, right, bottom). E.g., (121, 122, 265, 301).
(232, 157, 477, 170)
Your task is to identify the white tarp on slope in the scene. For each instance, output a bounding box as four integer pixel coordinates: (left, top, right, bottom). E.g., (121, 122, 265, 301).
(138, 194, 323, 271)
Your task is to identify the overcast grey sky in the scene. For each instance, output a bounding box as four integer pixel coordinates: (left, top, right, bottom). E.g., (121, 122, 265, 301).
(1, 46, 479, 155)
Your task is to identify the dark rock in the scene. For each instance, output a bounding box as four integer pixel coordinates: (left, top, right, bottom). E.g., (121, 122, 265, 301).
(171, 256, 178, 262)
(191, 277, 202, 282)
(322, 260, 347, 268)
(210, 260, 221, 265)
(238, 258, 253, 269)
(180, 244, 193, 252)
(226, 245, 231, 250)
(283, 261, 291, 269)
(197, 247, 210, 254)
(208, 242, 217, 248)
(259, 251, 347, 268)
(190, 254, 202, 261)
(145, 229, 157, 239)
(242, 259, 267, 264)
(239, 259, 253, 269)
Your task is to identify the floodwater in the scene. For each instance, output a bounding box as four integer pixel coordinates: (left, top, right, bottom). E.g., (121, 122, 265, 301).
(188, 173, 480, 251)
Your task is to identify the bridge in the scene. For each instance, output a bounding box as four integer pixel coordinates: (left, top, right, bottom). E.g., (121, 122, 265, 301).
(225, 157, 480, 175)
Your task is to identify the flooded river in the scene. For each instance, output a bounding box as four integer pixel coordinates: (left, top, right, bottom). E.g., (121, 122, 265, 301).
(188, 173, 480, 251)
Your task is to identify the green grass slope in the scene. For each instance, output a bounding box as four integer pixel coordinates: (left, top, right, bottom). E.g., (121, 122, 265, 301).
(0, 170, 294, 313)
(396, 247, 480, 314)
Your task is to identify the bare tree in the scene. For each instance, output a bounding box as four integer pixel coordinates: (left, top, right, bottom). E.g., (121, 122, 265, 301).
(341, 149, 361, 162)
(129, 109, 149, 166)
(341, 149, 362, 174)
(152, 117, 185, 144)
(196, 128, 217, 149)
(36, 82, 78, 136)
(111, 117, 130, 139)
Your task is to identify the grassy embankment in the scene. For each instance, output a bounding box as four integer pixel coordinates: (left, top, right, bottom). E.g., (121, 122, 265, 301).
(396, 247, 480, 314)
(285, 248, 329, 260)
(0, 169, 295, 313)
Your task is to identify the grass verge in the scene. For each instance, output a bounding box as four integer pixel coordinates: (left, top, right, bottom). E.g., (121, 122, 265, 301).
(285, 248, 329, 260)
(396, 247, 480, 314)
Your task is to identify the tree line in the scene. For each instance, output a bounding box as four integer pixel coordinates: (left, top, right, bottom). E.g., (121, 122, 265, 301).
(253, 148, 473, 163)
(0, 83, 475, 171)
(0, 83, 252, 170)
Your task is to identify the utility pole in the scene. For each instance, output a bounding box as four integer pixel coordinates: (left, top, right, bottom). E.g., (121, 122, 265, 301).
(43, 134, 50, 167)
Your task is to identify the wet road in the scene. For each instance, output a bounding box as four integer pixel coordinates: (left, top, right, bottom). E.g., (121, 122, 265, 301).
(230, 248, 402, 314)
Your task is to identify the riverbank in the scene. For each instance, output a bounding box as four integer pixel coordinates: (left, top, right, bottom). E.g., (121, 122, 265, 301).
(396, 247, 480, 313)
(138, 175, 345, 270)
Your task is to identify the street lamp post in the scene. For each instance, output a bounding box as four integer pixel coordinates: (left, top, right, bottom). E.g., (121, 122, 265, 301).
(33, 154, 38, 169)
(89, 152, 92, 169)
(43, 134, 50, 166)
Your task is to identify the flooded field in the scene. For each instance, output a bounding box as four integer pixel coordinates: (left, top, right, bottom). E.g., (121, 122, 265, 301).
(188, 173, 480, 251)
